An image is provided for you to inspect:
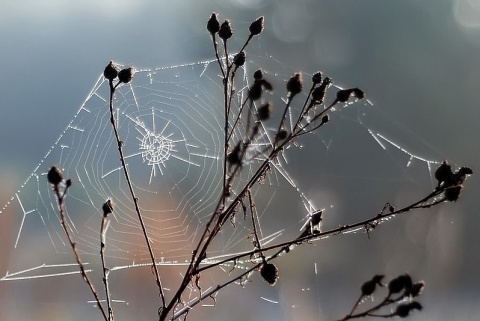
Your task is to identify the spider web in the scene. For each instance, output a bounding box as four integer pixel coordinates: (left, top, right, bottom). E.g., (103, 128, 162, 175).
(0, 54, 444, 311)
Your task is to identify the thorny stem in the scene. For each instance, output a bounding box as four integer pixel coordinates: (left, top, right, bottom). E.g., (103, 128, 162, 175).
(108, 81, 167, 312)
(52, 184, 109, 321)
(100, 215, 114, 321)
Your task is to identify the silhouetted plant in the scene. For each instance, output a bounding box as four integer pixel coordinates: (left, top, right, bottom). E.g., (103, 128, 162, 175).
(47, 13, 473, 321)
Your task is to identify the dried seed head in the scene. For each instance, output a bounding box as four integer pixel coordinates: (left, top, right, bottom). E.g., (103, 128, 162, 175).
(249, 16, 264, 36)
(261, 79, 273, 91)
(249, 81, 263, 101)
(47, 166, 63, 186)
(445, 185, 462, 202)
(253, 69, 263, 80)
(435, 160, 453, 186)
(312, 71, 323, 84)
(233, 51, 246, 67)
(352, 88, 365, 100)
(276, 129, 288, 141)
(257, 102, 272, 121)
(336, 88, 354, 103)
(286, 73, 303, 97)
(395, 302, 422, 318)
(207, 13, 220, 34)
(260, 263, 278, 286)
(388, 273, 412, 294)
(361, 274, 384, 296)
(66, 178, 73, 188)
(102, 199, 114, 217)
(218, 20, 233, 41)
(321, 114, 329, 125)
(103, 61, 119, 81)
(407, 281, 425, 297)
(118, 67, 135, 84)
(454, 166, 473, 185)
(227, 142, 242, 166)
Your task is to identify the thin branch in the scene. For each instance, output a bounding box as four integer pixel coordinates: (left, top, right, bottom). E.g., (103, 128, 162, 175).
(100, 214, 114, 321)
(108, 80, 166, 310)
(51, 182, 108, 321)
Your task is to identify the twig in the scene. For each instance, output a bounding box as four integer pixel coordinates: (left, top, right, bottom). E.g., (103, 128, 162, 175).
(49, 174, 108, 321)
(108, 80, 167, 311)
(100, 212, 114, 320)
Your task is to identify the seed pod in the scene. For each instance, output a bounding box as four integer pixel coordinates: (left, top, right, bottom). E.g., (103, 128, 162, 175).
(102, 199, 114, 217)
(260, 263, 278, 286)
(395, 302, 422, 318)
(445, 185, 462, 202)
(227, 142, 242, 166)
(388, 273, 412, 294)
(253, 69, 263, 80)
(118, 67, 135, 84)
(207, 13, 220, 34)
(249, 81, 263, 101)
(66, 178, 73, 188)
(336, 88, 354, 103)
(352, 88, 365, 99)
(321, 114, 329, 124)
(257, 102, 272, 121)
(286, 73, 303, 97)
(103, 61, 118, 81)
(434, 160, 453, 186)
(312, 71, 322, 85)
(233, 51, 246, 67)
(406, 281, 425, 297)
(361, 274, 384, 296)
(218, 20, 233, 41)
(276, 129, 288, 141)
(47, 166, 63, 186)
(249, 16, 264, 36)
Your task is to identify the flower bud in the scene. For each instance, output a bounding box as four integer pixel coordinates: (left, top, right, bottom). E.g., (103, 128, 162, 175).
(218, 20, 233, 41)
(118, 67, 135, 84)
(103, 61, 118, 81)
(207, 13, 220, 34)
(286, 73, 303, 97)
(249, 16, 264, 36)
(260, 263, 278, 286)
(47, 166, 63, 186)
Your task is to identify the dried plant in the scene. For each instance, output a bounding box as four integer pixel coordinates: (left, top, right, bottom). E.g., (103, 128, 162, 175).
(46, 13, 473, 321)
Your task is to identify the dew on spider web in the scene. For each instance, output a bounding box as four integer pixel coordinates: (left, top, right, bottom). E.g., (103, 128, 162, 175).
(0, 54, 447, 314)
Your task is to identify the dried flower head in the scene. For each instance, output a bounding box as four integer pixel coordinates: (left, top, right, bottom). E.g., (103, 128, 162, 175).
(47, 166, 63, 186)
(65, 178, 73, 188)
(361, 274, 384, 296)
(388, 273, 412, 294)
(249, 16, 264, 36)
(321, 114, 329, 125)
(218, 20, 233, 41)
(312, 71, 323, 85)
(103, 61, 119, 81)
(445, 185, 462, 202)
(253, 69, 263, 80)
(435, 160, 453, 187)
(118, 67, 135, 84)
(260, 263, 278, 286)
(395, 302, 422, 318)
(227, 142, 242, 166)
(102, 199, 114, 217)
(276, 129, 288, 141)
(233, 51, 246, 67)
(286, 73, 303, 97)
(257, 102, 272, 121)
(336, 88, 354, 103)
(207, 13, 220, 34)
(352, 88, 365, 100)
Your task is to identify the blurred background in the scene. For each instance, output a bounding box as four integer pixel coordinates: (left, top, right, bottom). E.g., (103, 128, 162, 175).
(0, 0, 479, 320)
